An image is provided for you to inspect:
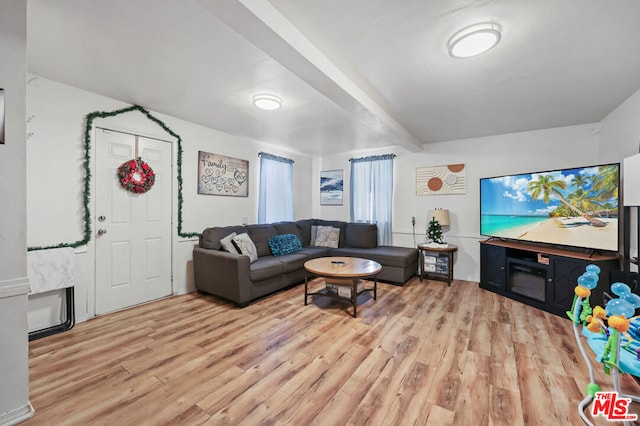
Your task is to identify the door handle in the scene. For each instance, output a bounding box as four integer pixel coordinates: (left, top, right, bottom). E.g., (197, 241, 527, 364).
(98, 215, 106, 222)
(98, 229, 107, 235)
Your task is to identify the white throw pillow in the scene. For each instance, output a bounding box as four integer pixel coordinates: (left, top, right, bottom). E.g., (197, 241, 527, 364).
(232, 233, 258, 262)
(220, 232, 239, 253)
(314, 226, 340, 248)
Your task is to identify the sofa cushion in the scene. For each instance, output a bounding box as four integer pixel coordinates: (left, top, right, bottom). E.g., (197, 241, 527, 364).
(246, 225, 278, 257)
(268, 234, 303, 256)
(295, 219, 316, 246)
(232, 233, 259, 263)
(315, 220, 347, 246)
(220, 232, 239, 253)
(275, 252, 309, 273)
(330, 246, 418, 268)
(274, 222, 302, 240)
(314, 226, 340, 248)
(344, 223, 378, 248)
(200, 226, 247, 250)
(249, 256, 285, 281)
(298, 246, 332, 259)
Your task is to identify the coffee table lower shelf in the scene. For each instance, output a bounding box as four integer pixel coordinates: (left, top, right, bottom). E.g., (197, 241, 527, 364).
(304, 257, 382, 318)
(304, 277, 377, 318)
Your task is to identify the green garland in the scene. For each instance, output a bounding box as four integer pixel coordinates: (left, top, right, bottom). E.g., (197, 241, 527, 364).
(28, 105, 199, 252)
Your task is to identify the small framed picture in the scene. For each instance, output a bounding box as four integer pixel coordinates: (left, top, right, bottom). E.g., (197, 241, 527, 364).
(320, 169, 344, 205)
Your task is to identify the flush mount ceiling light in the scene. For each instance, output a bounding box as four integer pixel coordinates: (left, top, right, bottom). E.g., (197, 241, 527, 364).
(448, 22, 502, 58)
(252, 94, 282, 110)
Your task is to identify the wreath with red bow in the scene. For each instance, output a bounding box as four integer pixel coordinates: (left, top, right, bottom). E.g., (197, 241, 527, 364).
(117, 157, 155, 194)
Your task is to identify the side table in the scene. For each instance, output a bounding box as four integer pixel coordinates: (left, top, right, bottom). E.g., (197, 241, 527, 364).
(418, 243, 458, 286)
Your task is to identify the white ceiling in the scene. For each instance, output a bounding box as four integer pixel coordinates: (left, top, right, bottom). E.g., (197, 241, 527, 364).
(27, 0, 640, 156)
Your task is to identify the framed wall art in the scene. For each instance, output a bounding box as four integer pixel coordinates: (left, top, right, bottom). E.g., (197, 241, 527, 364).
(198, 150, 249, 197)
(320, 169, 344, 205)
(416, 163, 466, 195)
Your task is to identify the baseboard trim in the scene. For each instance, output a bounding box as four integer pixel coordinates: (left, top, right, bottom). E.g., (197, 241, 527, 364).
(0, 402, 35, 426)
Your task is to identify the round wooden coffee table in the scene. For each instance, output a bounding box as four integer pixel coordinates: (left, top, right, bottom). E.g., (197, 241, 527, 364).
(304, 257, 382, 317)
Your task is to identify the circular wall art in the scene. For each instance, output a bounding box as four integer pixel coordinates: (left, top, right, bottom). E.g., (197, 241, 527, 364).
(416, 163, 466, 195)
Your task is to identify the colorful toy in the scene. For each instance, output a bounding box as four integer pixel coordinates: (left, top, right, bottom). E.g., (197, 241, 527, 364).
(569, 264, 640, 425)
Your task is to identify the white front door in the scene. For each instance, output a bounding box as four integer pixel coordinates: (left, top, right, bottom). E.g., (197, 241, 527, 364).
(95, 128, 172, 315)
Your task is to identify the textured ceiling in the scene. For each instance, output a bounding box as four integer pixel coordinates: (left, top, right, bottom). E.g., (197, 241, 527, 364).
(27, 0, 640, 156)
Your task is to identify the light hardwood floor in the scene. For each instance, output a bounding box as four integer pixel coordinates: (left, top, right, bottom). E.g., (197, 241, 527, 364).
(25, 277, 640, 425)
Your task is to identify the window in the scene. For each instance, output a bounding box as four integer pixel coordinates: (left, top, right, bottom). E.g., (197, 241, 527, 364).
(258, 152, 294, 223)
(350, 154, 395, 244)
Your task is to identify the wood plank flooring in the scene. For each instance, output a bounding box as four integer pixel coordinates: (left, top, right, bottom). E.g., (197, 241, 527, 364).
(25, 277, 640, 425)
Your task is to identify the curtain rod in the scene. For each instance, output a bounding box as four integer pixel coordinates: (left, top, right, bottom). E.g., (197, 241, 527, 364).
(349, 153, 396, 162)
(258, 151, 294, 164)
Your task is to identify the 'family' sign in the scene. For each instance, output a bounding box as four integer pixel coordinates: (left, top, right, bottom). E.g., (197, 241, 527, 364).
(197, 151, 249, 197)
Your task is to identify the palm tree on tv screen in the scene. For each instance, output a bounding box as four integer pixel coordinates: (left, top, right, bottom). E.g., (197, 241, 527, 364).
(591, 164, 619, 200)
(571, 174, 591, 190)
(567, 188, 603, 217)
(528, 174, 607, 227)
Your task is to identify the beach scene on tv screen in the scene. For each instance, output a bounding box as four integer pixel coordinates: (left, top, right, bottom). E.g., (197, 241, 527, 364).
(480, 164, 619, 251)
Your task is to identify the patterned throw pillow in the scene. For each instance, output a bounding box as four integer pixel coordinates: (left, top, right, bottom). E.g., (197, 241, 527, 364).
(220, 232, 239, 253)
(231, 233, 258, 262)
(314, 226, 340, 248)
(268, 234, 303, 256)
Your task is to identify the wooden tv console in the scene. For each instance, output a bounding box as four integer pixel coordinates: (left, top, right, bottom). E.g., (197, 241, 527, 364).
(479, 239, 620, 317)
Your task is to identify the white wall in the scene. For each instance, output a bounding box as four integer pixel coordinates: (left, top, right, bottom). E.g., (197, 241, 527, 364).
(600, 87, 640, 262)
(318, 123, 603, 282)
(0, 1, 33, 424)
(599, 88, 640, 162)
(26, 76, 313, 330)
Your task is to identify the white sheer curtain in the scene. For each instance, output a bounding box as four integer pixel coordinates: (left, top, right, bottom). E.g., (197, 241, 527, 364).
(350, 154, 395, 245)
(258, 152, 294, 224)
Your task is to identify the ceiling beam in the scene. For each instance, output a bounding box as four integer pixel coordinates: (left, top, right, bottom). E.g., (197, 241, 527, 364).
(199, 0, 424, 153)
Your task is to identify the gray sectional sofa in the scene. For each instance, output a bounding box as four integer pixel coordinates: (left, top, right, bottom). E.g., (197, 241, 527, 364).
(193, 219, 418, 306)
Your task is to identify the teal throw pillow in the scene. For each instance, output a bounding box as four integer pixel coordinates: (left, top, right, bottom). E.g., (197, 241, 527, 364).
(268, 234, 302, 256)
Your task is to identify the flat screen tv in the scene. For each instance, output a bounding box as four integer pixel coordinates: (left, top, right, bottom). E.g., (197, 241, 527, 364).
(480, 163, 620, 252)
